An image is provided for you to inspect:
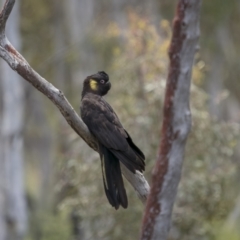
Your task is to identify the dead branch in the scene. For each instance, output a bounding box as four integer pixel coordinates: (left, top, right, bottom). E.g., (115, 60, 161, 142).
(0, 0, 149, 203)
(140, 0, 201, 239)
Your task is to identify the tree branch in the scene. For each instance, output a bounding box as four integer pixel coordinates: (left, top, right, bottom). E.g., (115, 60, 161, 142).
(0, 0, 14, 33)
(0, 0, 149, 203)
(140, 0, 201, 239)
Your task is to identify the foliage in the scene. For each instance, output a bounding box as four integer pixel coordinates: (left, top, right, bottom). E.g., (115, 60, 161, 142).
(26, 210, 71, 240)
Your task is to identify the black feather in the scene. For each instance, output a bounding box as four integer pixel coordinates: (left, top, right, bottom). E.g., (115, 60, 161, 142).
(100, 144, 128, 209)
(110, 149, 145, 173)
(98, 71, 109, 80)
(125, 130, 145, 160)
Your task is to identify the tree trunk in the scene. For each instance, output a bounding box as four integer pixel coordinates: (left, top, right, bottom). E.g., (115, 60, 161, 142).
(0, 0, 27, 239)
(140, 0, 201, 239)
(63, 0, 94, 81)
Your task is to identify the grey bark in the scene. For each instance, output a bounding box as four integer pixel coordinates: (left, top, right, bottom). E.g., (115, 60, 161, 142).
(208, 26, 240, 122)
(140, 0, 201, 239)
(64, 0, 94, 82)
(0, 0, 27, 239)
(225, 193, 240, 229)
(65, 0, 94, 44)
(0, 146, 6, 240)
(53, 0, 67, 89)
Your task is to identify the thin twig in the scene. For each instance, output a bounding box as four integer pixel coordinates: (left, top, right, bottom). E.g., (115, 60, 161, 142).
(0, 0, 15, 33)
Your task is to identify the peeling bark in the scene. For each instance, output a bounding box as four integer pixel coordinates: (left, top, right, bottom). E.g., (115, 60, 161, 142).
(140, 0, 201, 239)
(0, 0, 149, 204)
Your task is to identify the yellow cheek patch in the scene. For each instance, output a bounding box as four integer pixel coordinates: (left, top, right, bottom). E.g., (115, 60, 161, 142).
(90, 79, 98, 90)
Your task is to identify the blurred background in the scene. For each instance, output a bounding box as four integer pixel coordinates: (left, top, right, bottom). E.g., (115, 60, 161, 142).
(0, 0, 240, 239)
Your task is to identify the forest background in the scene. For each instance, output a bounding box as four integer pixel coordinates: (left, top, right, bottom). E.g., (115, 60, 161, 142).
(0, 0, 240, 240)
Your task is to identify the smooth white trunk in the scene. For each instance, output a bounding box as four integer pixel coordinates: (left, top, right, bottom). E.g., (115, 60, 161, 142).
(0, 0, 27, 239)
